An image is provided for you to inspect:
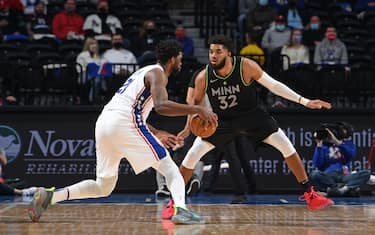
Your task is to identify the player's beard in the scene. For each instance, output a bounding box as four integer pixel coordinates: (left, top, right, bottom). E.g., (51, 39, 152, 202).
(210, 57, 226, 70)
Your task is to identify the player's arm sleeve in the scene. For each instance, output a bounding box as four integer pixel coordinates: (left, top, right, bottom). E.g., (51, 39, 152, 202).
(256, 71, 310, 106)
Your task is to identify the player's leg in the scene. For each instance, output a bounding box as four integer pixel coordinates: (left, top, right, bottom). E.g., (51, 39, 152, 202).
(262, 128, 334, 210)
(180, 137, 215, 184)
(28, 111, 123, 222)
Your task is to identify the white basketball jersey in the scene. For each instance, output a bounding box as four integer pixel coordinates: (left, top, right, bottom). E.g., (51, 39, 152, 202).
(103, 64, 163, 120)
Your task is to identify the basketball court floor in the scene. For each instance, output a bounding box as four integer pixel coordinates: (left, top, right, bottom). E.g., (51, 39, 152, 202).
(1, 194, 375, 234)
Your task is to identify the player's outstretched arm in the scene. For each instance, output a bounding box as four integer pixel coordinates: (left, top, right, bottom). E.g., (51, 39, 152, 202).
(242, 58, 331, 110)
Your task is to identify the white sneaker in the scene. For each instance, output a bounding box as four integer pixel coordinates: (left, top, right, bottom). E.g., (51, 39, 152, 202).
(367, 175, 375, 185)
(22, 187, 38, 196)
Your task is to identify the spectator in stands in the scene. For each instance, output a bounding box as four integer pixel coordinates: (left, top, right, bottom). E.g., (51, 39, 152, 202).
(0, 75, 17, 106)
(261, 14, 291, 54)
(0, 148, 37, 196)
(25, 1, 54, 40)
(131, 19, 159, 58)
(303, 15, 325, 47)
(83, 0, 122, 41)
(280, 28, 309, 70)
(175, 24, 194, 56)
(76, 37, 105, 103)
(52, 0, 84, 40)
(355, 0, 375, 13)
(246, 0, 276, 45)
(0, 0, 26, 39)
(21, 0, 47, 16)
(269, 0, 304, 14)
(237, 0, 257, 46)
(310, 122, 370, 197)
(313, 26, 348, 66)
(239, 30, 265, 66)
(102, 33, 137, 76)
(7, 0, 23, 12)
(284, 0, 304, 30)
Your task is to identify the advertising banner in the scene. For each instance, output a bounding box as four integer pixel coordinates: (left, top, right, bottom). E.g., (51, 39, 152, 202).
(1, 107, 374, 193)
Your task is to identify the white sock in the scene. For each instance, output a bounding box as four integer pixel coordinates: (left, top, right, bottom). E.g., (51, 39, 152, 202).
(51, 188, 68, 204)
(51, 176, 117, 204)
(155, 157, 186, 209)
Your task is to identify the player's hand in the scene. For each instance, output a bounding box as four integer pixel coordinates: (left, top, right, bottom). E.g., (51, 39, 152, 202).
(197, 107, 218, 130)
(177, 127, 190, 140)
(154, 130, 179, 149)
(306, 99, 332, 109)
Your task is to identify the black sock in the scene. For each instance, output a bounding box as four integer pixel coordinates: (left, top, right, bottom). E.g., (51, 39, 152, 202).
(300, 180, 312, 193)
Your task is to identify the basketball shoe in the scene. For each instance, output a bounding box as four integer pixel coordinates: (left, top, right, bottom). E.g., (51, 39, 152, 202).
(171, 206, 204, 224)
(299, 186, 334, 211)
(161, 199, 174, 220)
(27, 187, 55, 222)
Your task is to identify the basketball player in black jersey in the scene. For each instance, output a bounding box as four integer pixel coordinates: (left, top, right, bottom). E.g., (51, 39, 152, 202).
(161, 34, 334, 218)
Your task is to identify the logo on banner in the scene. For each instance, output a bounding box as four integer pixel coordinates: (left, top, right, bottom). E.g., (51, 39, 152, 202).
(0, 125, 21, 163)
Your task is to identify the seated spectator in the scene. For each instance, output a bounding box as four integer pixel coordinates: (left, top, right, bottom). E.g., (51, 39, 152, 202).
(310, 122, 370, 197)
(313, 26, 348, 65)
(0, 0, 26, 40)
(285, 0, 304, 30)
(76, 37, 106, 103)
(261, 14, 291, 54)
(269, 0, 304, 14)
(25, 1, 54, 39)
(175, 24, 194, 56)
(0, 74, 17, 106)
(355, 0, 375, 12)
(52, 0, 84, 40)
(83, 0, 122, 41)
(131, 19, 159, 58)
(239, 30, 265, 66)
(237, 0, 257, 46)
(102, 33, 138, 76)
(246, 0, 276, 45)
(303, 15, 325, 47)
(21, 0, 47, 16)
(281, 28, 309, 70)
(0, 148, 37, 196)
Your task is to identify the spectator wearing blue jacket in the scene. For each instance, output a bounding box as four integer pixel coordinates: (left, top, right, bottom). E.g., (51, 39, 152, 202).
(310, 122, 370, 197)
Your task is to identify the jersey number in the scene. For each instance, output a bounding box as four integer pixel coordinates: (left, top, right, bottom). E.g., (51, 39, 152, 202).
(218, 95, 238, 110)
(117, 78, 134, 94)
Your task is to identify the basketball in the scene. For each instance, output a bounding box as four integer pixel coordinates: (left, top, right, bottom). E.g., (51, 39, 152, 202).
(189, 114, 217, 138)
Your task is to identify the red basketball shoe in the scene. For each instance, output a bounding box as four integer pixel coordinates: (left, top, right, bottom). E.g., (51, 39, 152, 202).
(161, 199, 174, 220)
(300, 187, 334, 211)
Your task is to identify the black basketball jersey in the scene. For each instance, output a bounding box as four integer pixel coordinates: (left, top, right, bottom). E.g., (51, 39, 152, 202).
(205, 56, 258, 120)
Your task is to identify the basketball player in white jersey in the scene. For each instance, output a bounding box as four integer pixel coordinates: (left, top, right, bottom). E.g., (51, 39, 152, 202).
(27, 40, 218, 224)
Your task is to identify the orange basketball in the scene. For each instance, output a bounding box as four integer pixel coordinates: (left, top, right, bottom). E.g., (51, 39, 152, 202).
(189, 114, 217, 138)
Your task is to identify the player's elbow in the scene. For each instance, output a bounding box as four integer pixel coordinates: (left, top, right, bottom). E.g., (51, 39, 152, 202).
(153, 102, 169, 115)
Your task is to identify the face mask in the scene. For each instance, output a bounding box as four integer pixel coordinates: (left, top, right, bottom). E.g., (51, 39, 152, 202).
(98, 7, 107, 14)
(66, 8, 75, 14)
(175, 31, 186, 39)
(258, 0, 268, 6)
(113, 42, 123, 49)
(89, 44, 98, 52)
(275, 24, 285, 31)
(326, 32, 337, 40)
(293, 35, 302, 44)
(146, 29, 155, 35)
(310, 23, 319, 30)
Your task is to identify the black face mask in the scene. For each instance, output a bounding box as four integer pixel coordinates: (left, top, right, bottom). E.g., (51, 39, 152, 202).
(98, 8, 107, 14)
(146, 29, 155, 35)
(113, 42, 122, 49)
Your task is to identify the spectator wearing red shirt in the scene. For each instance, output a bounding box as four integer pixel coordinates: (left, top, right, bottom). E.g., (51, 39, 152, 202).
(52, 0, 84, 40)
